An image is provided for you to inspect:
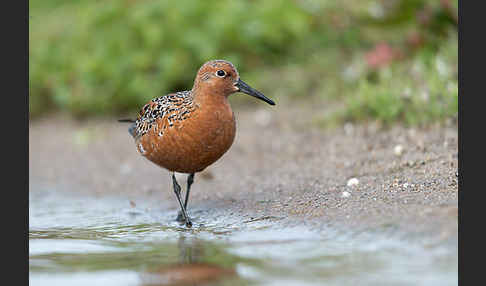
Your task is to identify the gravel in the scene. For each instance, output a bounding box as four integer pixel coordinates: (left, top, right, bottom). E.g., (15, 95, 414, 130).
(29, 99, 458, 244)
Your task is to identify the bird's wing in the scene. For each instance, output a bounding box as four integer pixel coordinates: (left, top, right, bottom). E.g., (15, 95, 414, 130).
(129, 91, 195, 139)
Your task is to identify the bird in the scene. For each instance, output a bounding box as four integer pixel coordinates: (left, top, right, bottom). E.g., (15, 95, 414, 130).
(119, 60, 275, 227)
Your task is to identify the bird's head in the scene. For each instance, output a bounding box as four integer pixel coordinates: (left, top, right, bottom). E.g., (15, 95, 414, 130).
(192, 60, 275, 106)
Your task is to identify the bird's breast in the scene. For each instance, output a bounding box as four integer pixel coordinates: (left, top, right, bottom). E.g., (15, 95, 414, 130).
(137, 100, 236, 173)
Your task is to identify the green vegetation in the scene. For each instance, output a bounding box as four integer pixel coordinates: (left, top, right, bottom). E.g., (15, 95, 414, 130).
(325, 33, 458, 126)
(29, 0, 457, 126)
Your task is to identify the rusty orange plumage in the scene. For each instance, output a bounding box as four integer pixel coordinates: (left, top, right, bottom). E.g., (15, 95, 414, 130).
(122, 60, 275, 227)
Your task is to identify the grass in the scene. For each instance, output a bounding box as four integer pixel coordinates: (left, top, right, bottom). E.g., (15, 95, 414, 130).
(325, 32, 458, 127)
(29, 0, 458, 126)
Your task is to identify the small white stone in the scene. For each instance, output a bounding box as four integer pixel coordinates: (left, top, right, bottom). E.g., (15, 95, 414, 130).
(394, 145, 404, 156)
(347, 178, 359, 187)
(341, 191, 351, 198)
(403, 183, 409, 188)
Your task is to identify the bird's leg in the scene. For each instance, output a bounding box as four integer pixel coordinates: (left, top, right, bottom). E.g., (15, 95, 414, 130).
(176, 173, 195, 222)
(184, 173, 195, 208)
(172, 173, 192, 227)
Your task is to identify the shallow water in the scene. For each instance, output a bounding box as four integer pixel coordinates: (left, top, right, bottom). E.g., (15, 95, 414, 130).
(29, 189, 457, 286)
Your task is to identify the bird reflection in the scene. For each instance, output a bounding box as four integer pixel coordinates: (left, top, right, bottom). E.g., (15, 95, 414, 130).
(140, 235, 235, 286)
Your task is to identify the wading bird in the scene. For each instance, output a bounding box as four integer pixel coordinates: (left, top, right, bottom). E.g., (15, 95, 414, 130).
(120, 60, 275, 227)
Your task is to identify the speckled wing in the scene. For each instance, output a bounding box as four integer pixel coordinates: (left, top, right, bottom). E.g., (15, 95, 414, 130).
(130, 91, 197, 140)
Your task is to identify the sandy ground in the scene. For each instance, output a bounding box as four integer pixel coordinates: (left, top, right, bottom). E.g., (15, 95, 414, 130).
(29, 98, 458, 245)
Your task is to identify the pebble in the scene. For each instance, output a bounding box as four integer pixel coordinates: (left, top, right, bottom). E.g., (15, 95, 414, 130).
(394, 144, 404, 156)
(347, 178, 359, 187)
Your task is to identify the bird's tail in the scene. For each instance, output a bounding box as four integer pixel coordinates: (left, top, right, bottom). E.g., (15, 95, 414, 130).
(118, 119, 135, 123)
(117, 119, 137, 138)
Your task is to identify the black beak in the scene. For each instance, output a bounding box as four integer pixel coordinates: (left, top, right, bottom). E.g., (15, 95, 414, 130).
(235, 79, 275, 106)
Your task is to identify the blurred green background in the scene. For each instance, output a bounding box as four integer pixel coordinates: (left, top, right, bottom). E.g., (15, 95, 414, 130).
(29, 0, 457, 126)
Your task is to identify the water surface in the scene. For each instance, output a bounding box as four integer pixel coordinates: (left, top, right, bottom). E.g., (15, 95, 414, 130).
(29, 190, 457, 286)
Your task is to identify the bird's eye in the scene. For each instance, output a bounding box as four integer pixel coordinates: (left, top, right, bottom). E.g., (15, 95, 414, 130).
(216, 70, 226, 77)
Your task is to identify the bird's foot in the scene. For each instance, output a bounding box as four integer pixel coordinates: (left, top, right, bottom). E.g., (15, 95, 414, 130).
(185, 219, 193, 228)
(176, 211, 192, 228)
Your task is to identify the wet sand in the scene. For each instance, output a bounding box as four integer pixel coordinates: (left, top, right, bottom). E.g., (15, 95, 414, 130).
(29, 98, 458, 246)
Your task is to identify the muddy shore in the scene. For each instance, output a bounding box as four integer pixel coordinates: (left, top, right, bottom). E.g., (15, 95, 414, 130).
(29, 99, 458, 246)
